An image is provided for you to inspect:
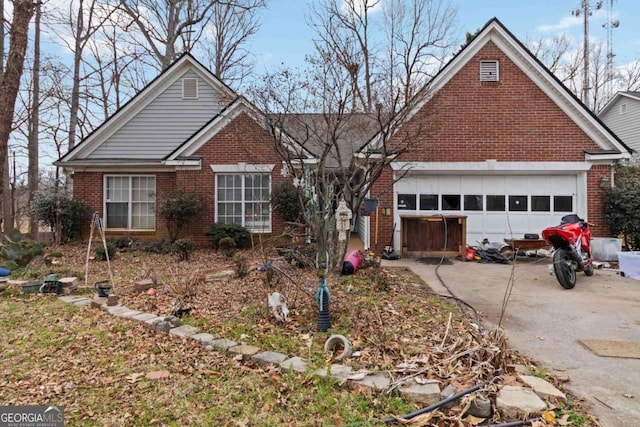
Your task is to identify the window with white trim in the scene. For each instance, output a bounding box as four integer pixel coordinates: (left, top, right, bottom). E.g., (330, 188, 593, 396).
(480, 60, 499, 82)
(216, 173, 271, 231)
(182, 77, 198, 99)
(104, 175, 156, 229)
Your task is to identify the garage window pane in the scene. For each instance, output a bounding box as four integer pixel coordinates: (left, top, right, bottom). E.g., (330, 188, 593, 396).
(442, 194, 460, 210)
(486, 195, 505, 211)
(464, 195, 483, 211)
(531, 196, 550, 212)
(419, 194, 438, 210)
(397, 194, 416, 210)
(554, 196, 573, 212)
(509, 195, 528, 212)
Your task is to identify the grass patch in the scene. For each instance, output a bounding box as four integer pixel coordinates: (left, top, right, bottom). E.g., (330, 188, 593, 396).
(0, 294, 421, 425)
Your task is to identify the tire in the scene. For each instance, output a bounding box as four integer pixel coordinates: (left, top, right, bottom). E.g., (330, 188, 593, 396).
(553, 249, 576, 289)
(500, 245, 515, 260)
(584, 260, 595, 276)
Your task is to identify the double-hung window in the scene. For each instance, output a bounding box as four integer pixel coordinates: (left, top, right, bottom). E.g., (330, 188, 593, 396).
(216, 173, 271, 232)
(104, 175, 156, 230)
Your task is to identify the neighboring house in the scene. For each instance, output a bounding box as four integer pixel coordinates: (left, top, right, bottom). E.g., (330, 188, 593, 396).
(359, 18, 631, 256)
(55, 54, 313, 245)
(598, 91, 640, 162)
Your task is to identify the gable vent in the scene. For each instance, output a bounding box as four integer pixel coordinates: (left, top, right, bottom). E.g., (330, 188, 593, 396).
(182, 78, 199, 99)
(480, 60, 499, 82)
(620, 103, 627, 114)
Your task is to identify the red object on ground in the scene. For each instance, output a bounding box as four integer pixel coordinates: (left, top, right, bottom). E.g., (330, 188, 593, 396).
(465, 247, 476, 261)
(147, 288, 157, 296)
(342, 250, 365, 275)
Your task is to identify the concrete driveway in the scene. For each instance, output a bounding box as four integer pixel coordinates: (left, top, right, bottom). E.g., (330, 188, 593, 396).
(384, 256, 640, 427)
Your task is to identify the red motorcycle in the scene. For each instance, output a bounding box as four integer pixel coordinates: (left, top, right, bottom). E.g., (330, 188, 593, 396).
(541, 214, 594, 289)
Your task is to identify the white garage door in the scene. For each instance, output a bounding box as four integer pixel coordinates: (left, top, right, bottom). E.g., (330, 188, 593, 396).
(395, 175, 578, 245)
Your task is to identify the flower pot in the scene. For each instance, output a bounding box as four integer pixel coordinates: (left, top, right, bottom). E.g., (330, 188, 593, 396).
(21, 281, 42, 294)
(94, 281, 112, 297)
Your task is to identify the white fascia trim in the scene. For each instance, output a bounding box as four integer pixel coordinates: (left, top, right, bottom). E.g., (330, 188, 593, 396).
(163, 159, 202, 167)
(210, 163, 275, 173)
(285, 159, 319, 170)
(391, 161, 592, 173)
(584, 152, 630, 161)
(64, 165, 176, 174)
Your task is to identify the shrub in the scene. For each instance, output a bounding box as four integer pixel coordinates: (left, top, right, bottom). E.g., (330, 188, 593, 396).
(114, 235, 134, 250)
(173, 238, 194, 261)
(271, 180, 302, 223)
(143, 240, 174, 254)
(31, 190, 90, 244)
(160, 189, 201, 242)
(603, 164, 640, 250)
(95, 242, 116, 261)
(0, 230, 44, 268)
(206, 222, 251, 249)
(218, 236, 237, 257)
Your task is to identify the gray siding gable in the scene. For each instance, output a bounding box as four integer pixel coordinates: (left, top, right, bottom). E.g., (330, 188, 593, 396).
(599, 97, 640, 153)
(90, 70, 228, 159)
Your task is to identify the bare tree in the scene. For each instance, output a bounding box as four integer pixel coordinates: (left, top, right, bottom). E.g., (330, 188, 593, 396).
(27, 0, 41, 237)
(309, 0, 457, 113)
(309, 0, 378, 113)
(0, 0, 36, 233)
(589, 41, 611, 112)
(617, 60, 640, 91)
(119, 0, 217, 70)
(83, 11, 146, 119)
(203, 0, 264, 89)
(526, 33, 571, 76)
(382, 0, 457, 103)
(252, 55, 440, 332)
(45, 0, 115, 152)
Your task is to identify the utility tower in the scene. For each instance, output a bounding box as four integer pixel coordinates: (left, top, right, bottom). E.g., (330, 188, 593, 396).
(603, 0, 620, 101)
(572, 1, 603, 109)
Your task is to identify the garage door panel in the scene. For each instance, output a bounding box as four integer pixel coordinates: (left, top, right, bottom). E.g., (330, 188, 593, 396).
(438, 176, 461, 193)
(462, 176, 484, 193)
(484, 176, 506, 192)
(397, 173, 580, 248)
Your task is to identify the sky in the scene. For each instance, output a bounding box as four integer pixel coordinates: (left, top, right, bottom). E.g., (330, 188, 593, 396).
(247, 0, 640, 73)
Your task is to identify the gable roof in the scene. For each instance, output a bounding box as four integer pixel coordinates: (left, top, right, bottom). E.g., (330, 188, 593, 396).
(598, 91, 640, 117)
(359, 17, 631, 159)
(56, 53, 237, 165)
(165, 96, 316, 162)
(274, 113, 378, 168)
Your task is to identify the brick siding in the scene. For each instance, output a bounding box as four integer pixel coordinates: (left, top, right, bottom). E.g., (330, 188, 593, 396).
(367, 41, 612, 252)
(73, 112, 286, 246)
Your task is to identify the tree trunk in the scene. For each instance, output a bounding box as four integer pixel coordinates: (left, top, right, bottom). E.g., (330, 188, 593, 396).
(0, 0, 35, 233)
(28, 1, 41, 238)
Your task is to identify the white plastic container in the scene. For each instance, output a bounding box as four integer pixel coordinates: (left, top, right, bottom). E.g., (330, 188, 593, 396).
(617, 251, 640, 280)
(592, 238, 622, 261)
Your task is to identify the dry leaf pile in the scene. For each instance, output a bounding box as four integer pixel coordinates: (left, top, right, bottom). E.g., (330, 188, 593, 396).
(4, 243, 600, 425)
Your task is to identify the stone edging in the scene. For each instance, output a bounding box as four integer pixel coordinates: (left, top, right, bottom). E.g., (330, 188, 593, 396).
(58, 294, 568, 419)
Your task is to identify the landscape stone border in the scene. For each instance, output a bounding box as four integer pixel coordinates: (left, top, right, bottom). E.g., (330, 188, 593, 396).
(57, 293, 567, 419)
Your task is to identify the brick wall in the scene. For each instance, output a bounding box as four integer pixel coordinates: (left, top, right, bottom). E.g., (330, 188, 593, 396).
(181, 111, 286, 245)
(586, 164, 611, 236)
(72, 112, 287, 246)
(367, 41, 613, 250)
(398, 42, 602, 163)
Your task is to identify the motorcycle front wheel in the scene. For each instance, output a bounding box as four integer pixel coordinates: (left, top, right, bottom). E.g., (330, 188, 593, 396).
(553, 249, 576, 289)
